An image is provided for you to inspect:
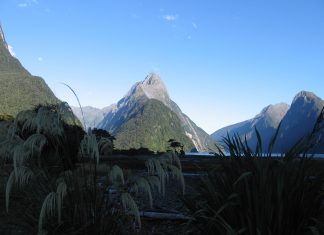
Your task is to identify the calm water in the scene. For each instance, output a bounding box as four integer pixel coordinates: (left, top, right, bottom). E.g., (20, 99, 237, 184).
(185, 152, 324, 158)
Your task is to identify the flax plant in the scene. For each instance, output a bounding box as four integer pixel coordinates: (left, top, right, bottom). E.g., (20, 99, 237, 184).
(183, 109, 324, 235)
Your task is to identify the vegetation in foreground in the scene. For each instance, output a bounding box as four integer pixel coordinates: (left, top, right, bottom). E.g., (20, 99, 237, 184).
(183, 109, 324, 235)
(0, 103, 184, 234)
(0, 102, 324, 235)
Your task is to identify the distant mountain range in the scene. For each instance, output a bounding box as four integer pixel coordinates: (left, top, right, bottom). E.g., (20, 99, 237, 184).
(212, 91, 324, 153)
(211, 103, 290, 151)
(0, 24, 217, 152)
(2, 24, 322, 153)
(71, 105, 116, 129)
(0, 25, 58, 116)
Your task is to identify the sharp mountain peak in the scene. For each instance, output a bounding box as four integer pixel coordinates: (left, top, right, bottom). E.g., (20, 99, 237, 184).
(143, 72, 162, 84)
(293, 90, 320, 103)
(0, 23, 9, 51)
(125, 73, 171, 107)
(258, 103, 290, 118)
(140, 73, 169, 97)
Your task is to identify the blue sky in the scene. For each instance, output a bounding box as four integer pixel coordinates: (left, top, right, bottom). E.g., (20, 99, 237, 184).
(1, 0, 324, 133)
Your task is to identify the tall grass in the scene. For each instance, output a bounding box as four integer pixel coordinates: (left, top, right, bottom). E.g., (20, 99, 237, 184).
(2, 103, 184, 234)
(183, 109, 324, 235)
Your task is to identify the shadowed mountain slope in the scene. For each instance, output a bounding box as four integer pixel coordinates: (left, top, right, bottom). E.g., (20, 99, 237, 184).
(273, 91, 324, 153)
(0, 25, 58, 116)
(212, 103, 289, 151)
(212, 91, 324, 153)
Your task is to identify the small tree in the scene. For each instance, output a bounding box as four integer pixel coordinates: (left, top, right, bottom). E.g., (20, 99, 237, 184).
(91, 128, 115, 155)
(168, 139, 185, 156)
(91, 128, 115, 142)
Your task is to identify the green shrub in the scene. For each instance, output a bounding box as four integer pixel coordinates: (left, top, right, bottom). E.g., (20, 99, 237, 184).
(0, 114, 14, 122)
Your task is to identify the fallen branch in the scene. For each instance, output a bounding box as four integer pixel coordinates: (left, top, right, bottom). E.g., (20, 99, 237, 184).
(138, 211, 191, 221)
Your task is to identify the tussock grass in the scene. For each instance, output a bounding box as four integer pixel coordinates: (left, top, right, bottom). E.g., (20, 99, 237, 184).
(1, 103, 184, 234)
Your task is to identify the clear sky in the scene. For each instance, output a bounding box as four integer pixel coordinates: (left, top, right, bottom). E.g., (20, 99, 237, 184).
(1, 0, 324, 133)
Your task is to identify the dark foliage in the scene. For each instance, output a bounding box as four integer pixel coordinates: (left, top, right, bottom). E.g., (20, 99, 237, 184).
(168, 139, 185, 156)
(0, 114, 14, 122)
(184, 156, 324, 235)
(113, 147, 157, 156)
(12, 103, 85, 171)
(92, 128, 115, 155)
(92, 128, 115, 141)
(183, 110, 324, 235)
(62, 123, 85, 168)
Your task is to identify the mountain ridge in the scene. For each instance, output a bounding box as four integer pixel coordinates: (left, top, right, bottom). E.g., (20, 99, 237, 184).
(211, 103, 290, 151)
(71, 105, 116, 129)
(212, 91, 324, 153)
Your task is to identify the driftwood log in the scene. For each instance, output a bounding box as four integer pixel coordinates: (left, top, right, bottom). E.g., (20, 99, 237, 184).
(138, 211, 192, 221)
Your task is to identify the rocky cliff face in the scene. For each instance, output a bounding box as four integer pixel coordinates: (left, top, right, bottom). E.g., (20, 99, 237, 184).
(139, 73, 171, 107)
(98, 73, 218, 152)
(212, 103, 290, 151)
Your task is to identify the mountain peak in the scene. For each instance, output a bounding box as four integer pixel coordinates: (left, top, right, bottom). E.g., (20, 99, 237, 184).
(0, 23, 9, 51)
(294, 91, 317, 100)
(143, 72, 162, 85)
(292, 90, 322, 107)
(274, 91, 324, 153)
(139, 73, 171, 106)
(98, 73, 218, 152)
(260, 103, 289, 115)
(260, 103, 289, 126)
